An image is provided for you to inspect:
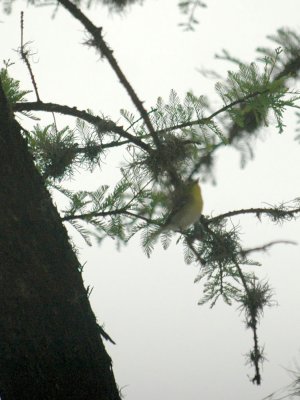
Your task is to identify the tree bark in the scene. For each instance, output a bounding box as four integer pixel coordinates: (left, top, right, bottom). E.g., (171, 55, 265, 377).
(0, 80, 121, 399)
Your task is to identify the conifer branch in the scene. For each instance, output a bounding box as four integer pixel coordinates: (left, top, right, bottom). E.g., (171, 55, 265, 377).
(184, 217, 276, 385)
(228, 52, 300, 143)
(275, 54, 300, 80)
(57, 0, 160, 147)
(155, 89, 269, 135)
(13, 101, 152, 152)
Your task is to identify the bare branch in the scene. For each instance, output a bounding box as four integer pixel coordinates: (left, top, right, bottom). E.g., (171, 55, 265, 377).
(208, 206, 300, 224)
(57, 0, 160, 147)
(20, 12, 41, 102)
(241, 240, 297, 257)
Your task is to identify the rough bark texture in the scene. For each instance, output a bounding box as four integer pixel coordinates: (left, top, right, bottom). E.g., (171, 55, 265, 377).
(0, 80, 121, 399)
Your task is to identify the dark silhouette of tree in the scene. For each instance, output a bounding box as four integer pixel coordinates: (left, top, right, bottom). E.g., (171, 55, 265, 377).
(0, 81, 121, 398)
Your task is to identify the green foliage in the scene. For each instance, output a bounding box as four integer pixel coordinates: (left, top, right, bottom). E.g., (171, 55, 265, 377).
(215, 49, 300, 134)
(25, 53, 300, 264)
(257, 28, 300, 80)
(28, 124, 78, 180)
(74, 115, 106, 169)
(0, 62, 31, 106)
(141, 90, 224, 182)
(60, 169, 158, 248)
(20, 49, 299, 306)
(238, 278, 275, 326)
(153, 90, 209, 132)
(27, 113, 117, 180)
(68, 220, 93, 246)
(208, 29, 300, 170)
(188, 219, 257, 306)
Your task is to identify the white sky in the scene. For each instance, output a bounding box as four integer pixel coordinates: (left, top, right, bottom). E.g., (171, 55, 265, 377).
(1, 0, 300, 399)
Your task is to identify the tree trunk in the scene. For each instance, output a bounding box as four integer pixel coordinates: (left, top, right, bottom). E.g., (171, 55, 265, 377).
(0, 81, 121, 399)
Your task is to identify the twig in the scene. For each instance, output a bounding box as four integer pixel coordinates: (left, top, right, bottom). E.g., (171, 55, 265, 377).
(75, 140, 130, 152)
(185, 236, 206, 265)
(52, 112, 58, 133)
(241, 240, 297, 257)
(61, 207, 158, 226)
(20, 12, 41, 102)
(57, 0, 160, 148)
(125, 108, 157, 132)
(121, 178, 154, 210)
(209, 206, 300, 223)
(231, 258, 262, 385)
(97, 324, 116, 345)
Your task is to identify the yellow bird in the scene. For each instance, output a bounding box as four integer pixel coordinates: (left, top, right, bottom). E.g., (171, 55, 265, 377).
(158, 179, 203, 233)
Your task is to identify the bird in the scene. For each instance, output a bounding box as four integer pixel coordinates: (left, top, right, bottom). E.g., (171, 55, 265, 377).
(157, 178, 203, 234)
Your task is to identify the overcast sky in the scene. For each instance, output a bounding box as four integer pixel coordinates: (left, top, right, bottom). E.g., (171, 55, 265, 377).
(1, 0, 300, 399)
